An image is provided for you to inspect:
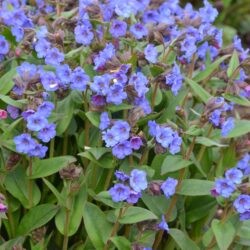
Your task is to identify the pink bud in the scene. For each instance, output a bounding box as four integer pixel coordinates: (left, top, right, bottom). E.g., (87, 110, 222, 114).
(0, 109, 7, 119)
(0, 203, 7, 213)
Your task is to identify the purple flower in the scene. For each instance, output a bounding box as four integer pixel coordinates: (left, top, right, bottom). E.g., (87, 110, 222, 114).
(161, 177, 178, 198)
(239, 211, 250, 221)
(165, 63, 183, 95)
(56, 64, 72, 85)
(14, 133, 36, 154)
(99, 112, 111, 130)
(111, 121, 130, 142)
(35, 38, 51, 58)
(28, 143, 48, 158)
(0, 203, 7, 213)
(148, 120, 157, 137)
(110, 20, 127, 38)
(94, 43, 115, 70)
(70, 67, 90, 91)
(109, 183, 130, 202)
(126, 190, 141, 204)
(45, 48, 64, 66)
(199, 0, 218, 23)
(236, 153, 250, 175)
(102, 129, 119, 147)
(130, 23, 148, 40)
(74, 25, 94, 45)
(169, 131, 182, 154)
(37, 101, 55, 117)
(40, 71, 59, 91)
(225, 168, 243, 184)
(209, 110, 221, 127)
(129, 72, 149, 98)
(91, 95, 106, 107)
(36, 26, 48, 39)
(27, 113, 48, 132)
(22, 109, 35, 121)
(233, 195, 250, 213)
(91, 74, 111, 95)
(155, 126, 173, 148)
(221, 117, 234, 137)
(129, 169, 147, 192)
(158, 215, 169, 232)
(11, 26, 24, 42)
(144, 44, 158, 63)
(7, 105, 20, 119)
(214, 178, 235, 198)
(112, 140, 132, 159)
(37, 123, 56, 143)
(106, 84, 127, 105)
(130, 136, 143, 150)
(115, 170, 129, 182)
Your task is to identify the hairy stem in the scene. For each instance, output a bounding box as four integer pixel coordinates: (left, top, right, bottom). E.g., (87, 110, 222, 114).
(28, 158, 33, 208)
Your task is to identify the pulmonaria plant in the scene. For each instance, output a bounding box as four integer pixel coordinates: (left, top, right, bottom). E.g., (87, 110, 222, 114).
(0, 0, 250, 249)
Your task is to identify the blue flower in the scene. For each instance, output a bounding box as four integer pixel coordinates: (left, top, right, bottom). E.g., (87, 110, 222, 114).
(109, 183, 130, 202)
(221, 117, 234, 137)
(94, 43, 115, 70)
(17, 62, 38, 81)
(28, 143, 48, 158)
(112, 140, 132, 159)
(209, 110, 221, 127)
(233, 195, 250, 214)
(169, 131, 182, 154)
(91, 74, 111, 95)
(158, 215, 169, 232)
(111, 121, 130, 142)
(45, 47, 64, 66)
(37, 123, 56, 143)
(70, 67, 90, 91)
(99, 112, 111, 130)
(129, 72, 149, 98)
(155, 126, 173, 148)
(102, 129, 119, 147)
(148, 120, 158, 137)
(110, 20, 127, 38)
(40, 71, 60, 91)
(115, 170, 129, 182)
(35, 38, 51, 58)
(199, 0, 218, 23)
(144, 44, 158, 63)
(14, 133, 36, 154)
(236, 153, 250, 175)
(7, 105, 20, 119)
(239, 211, 250, 221)
(106, 84, 127, 105)
(37, 101, 55, 118)
(225, 168, 243, 185)
(126, 190, 141, 204)
(165, 63, 183, 95)
(129, 169, 148, 192)
(74, 25, 94, 45)
(161, 177, 178, 198)
(0, 35, 10, 55)
(11, 26, 24, 42)
(130, 136, 143, 150)
(130, 23, 148, 39)
(27, 113, 48, 132)
(56, 64, 72, 85)
(214, 178, 235, 198)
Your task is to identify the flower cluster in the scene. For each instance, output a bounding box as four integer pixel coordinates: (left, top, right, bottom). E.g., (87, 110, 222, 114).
(212, 153, 250, 220)
(100, 114, 143, 159)
(148, 121, 182, 154)
(109, 169, 148, 203)
(205, 97, 235, 136)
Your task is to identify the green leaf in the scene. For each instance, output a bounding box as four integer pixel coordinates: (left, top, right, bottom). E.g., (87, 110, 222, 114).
(142, 193, 177, 221)
(150, 65, 164, 77)
(29, 156, 76, 179)
(0, 237, 25, 250)
(4, 166, 41, 208)
(227, 50, 239, 78)
(161, 155, 192, 174)
(0, 67, 17, 95)
(111, 236, 131, 250)
(85, 111, 100, 127)
(196, 137, 228, 147)
(83, 202, 112, 249)
(107, 103, 133, 112)
(226, 120, 250, 138)
(193, 55, 230, 82)
(178, 179, 214, 196)
(185, 125, 203, 136)
(55, 184, 87, 236)
(212, 219, 236, 250)
(223, 93, 250, 107)
(169, 228, 199, 250)
(119, 207, 157, 224)
(17, 204, 58, 235)
(0, 94, 26, 108)
(186, 78, 212, 103)
(94, 191, 123, 209)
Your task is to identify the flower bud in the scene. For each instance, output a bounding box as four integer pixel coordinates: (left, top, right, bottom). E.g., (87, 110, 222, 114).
(59, 163, 83, 181)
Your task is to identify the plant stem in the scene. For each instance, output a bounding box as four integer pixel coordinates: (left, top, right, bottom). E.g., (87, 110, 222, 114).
(153, 137, 196, 249)
(49, 138, 55, 158)
(151, 82, 160, 108)
(62, 183, 72, 250)
(28, 158, 33, 208)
